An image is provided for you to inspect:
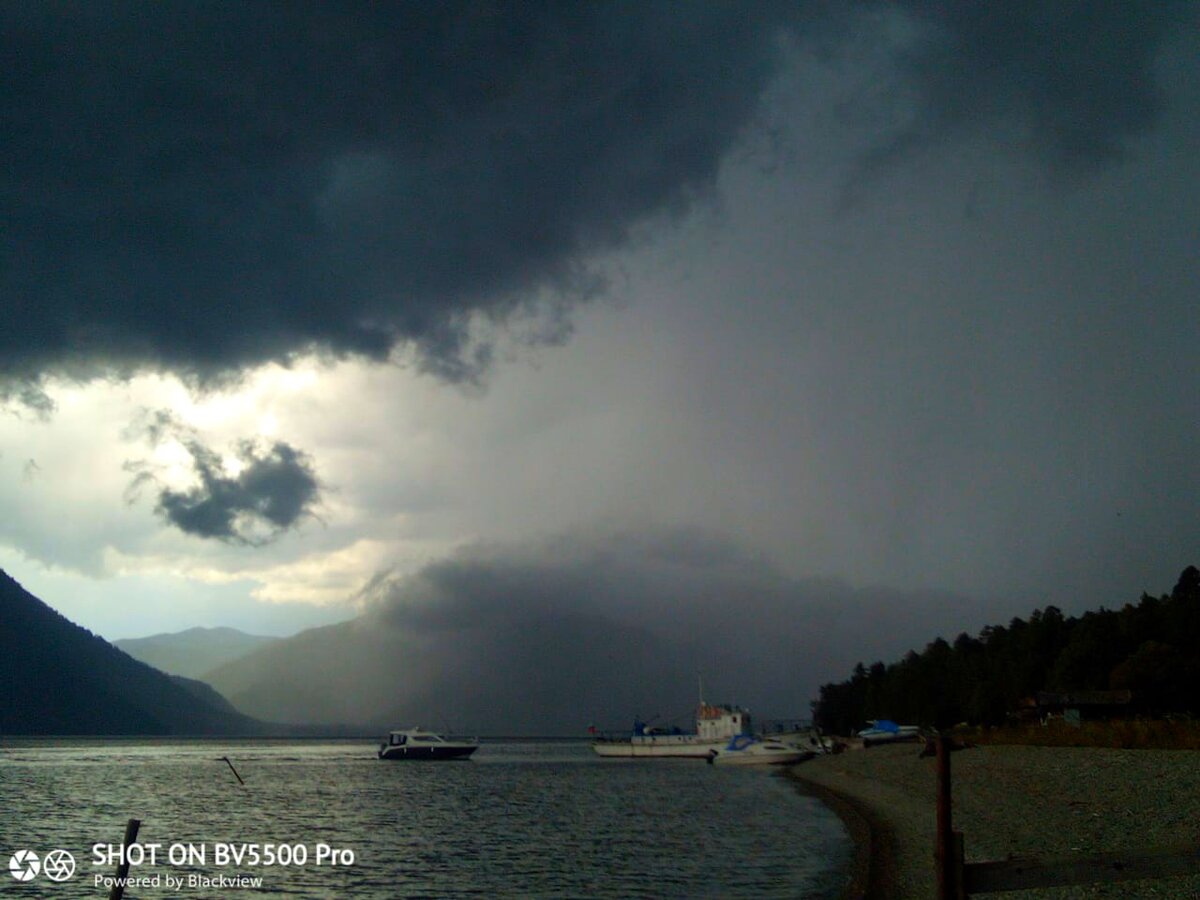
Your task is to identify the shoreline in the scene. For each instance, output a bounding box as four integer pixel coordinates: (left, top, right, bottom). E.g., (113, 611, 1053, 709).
(787, 742, 1200, 899)
(787, 768, 896, 899)
(788, 743, 931, 899)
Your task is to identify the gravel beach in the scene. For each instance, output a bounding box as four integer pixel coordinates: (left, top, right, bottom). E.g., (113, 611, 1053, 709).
(789, 742, 1200, 899)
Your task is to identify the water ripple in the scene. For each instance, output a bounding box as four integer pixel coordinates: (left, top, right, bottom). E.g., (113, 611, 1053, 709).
(0, 739, 849, 898)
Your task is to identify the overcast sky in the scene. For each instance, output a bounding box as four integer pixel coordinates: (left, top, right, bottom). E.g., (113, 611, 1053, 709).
(2, 4, 1198, 699)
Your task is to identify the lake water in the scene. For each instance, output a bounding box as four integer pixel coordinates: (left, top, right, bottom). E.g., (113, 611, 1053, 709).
(1, 739, 850, 898)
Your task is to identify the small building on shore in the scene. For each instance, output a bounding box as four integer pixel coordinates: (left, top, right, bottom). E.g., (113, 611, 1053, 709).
(1035, 690, 1134, 726)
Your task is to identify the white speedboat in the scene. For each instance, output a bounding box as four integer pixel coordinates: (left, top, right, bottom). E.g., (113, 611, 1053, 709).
(591, 703, 752, 758)
(857, 720, 921, 747)
(378, 727, 479, 760)
(709, 735, 812, 766)
(764, 728, 836, 755)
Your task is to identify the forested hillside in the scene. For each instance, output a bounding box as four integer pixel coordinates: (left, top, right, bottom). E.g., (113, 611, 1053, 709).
(814, 566, 1200, 734)
(0, 569, 259, 734)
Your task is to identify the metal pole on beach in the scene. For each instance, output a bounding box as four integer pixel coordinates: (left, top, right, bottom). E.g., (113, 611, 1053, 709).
(935, 737, 964, 899)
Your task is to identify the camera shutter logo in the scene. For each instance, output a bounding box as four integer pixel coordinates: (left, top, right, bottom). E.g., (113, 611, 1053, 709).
(43, 849, 76, 882)
(8, 849, 40, 882)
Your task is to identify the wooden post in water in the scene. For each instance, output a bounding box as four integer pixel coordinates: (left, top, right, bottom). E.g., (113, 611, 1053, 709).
(222, 755, 245, 785)
(935, 737, 964, 899)
(108, 817, 141, 900)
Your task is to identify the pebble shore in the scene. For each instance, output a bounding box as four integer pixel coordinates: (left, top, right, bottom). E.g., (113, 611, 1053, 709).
(788, 742, 1200, 899)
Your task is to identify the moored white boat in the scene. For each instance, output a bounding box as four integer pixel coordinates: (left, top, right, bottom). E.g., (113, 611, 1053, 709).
(378, 727, 479, 760)
(856, 719, 921, 747)
(708, 734, 813, 766)
(766, 729, 837, 755)
(591, 703, 752, 758)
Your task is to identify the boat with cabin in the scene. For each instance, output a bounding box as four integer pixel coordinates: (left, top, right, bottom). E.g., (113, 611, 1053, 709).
(378, 727, 479, 760)
(591, 701, 752, 758)
(708, 734, 813, 766)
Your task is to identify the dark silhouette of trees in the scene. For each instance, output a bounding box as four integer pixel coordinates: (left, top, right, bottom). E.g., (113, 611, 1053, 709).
(0, 568, 258, 734)
(813, 566, 1200, 732)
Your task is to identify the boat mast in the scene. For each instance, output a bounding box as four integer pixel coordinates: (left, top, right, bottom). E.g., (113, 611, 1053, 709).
(697, 671, 704, 707)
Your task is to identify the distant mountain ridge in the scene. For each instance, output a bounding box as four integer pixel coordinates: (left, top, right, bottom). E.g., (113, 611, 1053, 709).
(201, 560, 984, 735)
(115, 626, 279, 679)
(0, 569, 260, 735)
(168, 674, 244, 716)
(205, 607, 704, 735)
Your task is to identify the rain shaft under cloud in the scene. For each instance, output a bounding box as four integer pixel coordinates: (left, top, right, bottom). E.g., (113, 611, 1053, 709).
(205, 530, 986, 732)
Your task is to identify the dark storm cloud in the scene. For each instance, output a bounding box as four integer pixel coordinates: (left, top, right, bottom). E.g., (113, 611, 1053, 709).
(3, 3, 1192, 399)
(155, 440, 320, 544)
(1, 2, 794, 390)
(861, 1, 1195, 173)
(126, 411, 320, 544)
